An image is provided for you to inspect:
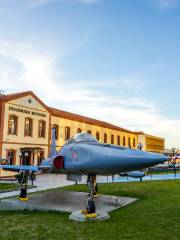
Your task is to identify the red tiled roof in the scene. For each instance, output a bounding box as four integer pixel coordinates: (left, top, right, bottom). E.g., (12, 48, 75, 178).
(49, 107, 135, 134)
(0, 91, 32, 101)
(0, 91, 49, 111)
(0, 91, 136, 134)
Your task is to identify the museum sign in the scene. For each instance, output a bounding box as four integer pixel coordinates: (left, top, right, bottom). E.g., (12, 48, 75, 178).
(9, 106, 47, 118)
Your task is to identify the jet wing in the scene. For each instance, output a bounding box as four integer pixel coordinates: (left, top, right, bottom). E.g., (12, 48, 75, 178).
(0, 165, 39, 172)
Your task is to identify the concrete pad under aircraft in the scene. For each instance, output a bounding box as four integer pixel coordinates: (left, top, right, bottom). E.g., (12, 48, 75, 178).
(0, 190, 137, 221)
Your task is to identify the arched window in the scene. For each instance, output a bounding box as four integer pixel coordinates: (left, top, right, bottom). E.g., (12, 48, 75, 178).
(96, 131, 99, 140)
(123, 136, 126, 146)
(53, 124, 59, 140)
(87, 130, 91, 134)
(65, 127, 70, 140)
(111, 134, 114, 144)
(104, 133, 107, 143)
(8, 115, 18, 135)
(117, 135, 120, 145)
(133, 138, 136, 148)
(128, 137, 131, 148)
(38, 120, 46, 138)
(24, 118, 33, 137)
(77, 128, 81, 133)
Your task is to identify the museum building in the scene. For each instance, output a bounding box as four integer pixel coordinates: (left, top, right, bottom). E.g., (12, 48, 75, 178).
(0, 91, 165, 177)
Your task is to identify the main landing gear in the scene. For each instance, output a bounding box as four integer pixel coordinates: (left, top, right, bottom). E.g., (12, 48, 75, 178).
(16, 171, 35, 201)
(17, 171, 29, 201)
(81, 174, 98, 218)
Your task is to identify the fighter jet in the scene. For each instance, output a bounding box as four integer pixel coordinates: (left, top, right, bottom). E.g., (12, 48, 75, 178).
(38, 133, 167, 176)
(0, 131, 168, 214)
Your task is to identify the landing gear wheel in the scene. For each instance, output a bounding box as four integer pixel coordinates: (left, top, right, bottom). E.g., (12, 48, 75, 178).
(18, 171, 29, 201)
(84, 174, 98, 218)
(87, 197, 96, 214)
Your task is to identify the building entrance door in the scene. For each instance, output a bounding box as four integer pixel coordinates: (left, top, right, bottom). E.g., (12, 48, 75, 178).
(7, 150, 16, 165)
(22, 151, 31, 165)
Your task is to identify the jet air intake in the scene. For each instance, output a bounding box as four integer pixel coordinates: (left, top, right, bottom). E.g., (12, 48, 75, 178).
(53, 156, 64, 170)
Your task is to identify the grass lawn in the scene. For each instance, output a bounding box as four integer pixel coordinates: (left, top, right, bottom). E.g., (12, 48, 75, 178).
(0, 180, 180, 240)
(0, 183, 19, 192)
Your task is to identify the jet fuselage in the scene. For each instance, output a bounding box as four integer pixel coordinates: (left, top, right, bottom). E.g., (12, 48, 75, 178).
(40, 133, 168, 175)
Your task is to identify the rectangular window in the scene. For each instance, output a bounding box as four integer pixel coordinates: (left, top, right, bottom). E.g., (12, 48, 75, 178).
(38, 120, 46, 138)
(24, 118, 33, 137)
(8, 115, 18, 135)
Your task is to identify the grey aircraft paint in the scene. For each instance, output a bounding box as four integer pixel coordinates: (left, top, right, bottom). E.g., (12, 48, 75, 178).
(40, 133, 168, 175)
(0, 133, 168, 175)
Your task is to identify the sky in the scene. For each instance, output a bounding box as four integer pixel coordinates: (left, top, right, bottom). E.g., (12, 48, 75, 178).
(0, 0, 180, 148)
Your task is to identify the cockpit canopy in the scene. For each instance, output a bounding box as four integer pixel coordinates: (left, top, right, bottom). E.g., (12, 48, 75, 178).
(66, 133, 98, 144)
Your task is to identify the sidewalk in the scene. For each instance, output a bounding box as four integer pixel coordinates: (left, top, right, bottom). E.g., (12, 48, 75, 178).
(0, 174, 116, 199)
(0, 174, 75, 199)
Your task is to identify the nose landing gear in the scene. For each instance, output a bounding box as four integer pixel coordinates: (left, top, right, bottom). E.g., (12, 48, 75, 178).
(81, 174, 98, 218)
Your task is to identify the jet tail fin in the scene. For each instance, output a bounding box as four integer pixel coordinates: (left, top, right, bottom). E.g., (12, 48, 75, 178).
(49, 127, 57, 158)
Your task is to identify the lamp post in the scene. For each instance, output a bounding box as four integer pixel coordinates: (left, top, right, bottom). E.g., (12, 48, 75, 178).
(171, 147, 177, 164)
(24, 152, 29, 165)
(137, 142, 143, 151)
(19, 152, 22, 165)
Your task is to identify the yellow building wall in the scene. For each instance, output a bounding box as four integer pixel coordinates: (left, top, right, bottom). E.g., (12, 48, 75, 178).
(138, 134, 164, 153)
(51, 116, 138, 149)
(1, 144, 48, 165)
(3, 97, 49, 146)
(145, 135, 164, 153)
(0, 143, 49, 177)
(0, 95, 50, 177)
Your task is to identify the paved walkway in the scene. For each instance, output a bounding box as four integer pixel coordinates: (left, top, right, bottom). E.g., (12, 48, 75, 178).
(1, 173, 179, 199)
(0, 174, 75, 199)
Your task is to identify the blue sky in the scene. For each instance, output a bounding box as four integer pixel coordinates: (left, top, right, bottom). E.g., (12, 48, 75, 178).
(0, 0, 180, 147)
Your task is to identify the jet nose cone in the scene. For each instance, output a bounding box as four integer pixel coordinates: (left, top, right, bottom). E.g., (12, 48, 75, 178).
(153, 153, 168, 164)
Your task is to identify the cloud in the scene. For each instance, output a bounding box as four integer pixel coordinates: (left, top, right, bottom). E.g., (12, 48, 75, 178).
(27, 0, 58, 7)
(0, 40, 179, 148)
(0, 0, 101, 12)
(26, 0, 101, 8)
(76, 0, 101, 3)
(155, 0, 179, 9)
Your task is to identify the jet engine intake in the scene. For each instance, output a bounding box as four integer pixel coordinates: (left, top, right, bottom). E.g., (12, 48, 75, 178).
(53, 156, 64, 170)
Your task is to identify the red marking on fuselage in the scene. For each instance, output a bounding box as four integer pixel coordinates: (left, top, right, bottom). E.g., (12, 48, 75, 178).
(72, 151, 78, 160)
